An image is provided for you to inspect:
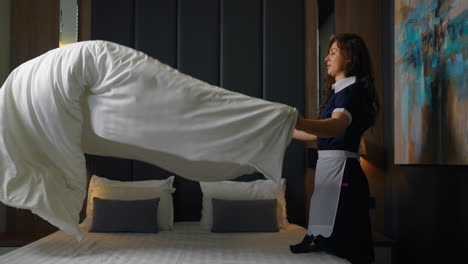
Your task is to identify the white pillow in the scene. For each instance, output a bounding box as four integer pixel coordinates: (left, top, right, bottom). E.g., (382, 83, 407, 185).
(85, 175, 176, 230)
(200, 179, 288, 230)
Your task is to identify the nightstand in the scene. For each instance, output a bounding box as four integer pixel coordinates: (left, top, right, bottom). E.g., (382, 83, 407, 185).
(0, 232, 51, 247)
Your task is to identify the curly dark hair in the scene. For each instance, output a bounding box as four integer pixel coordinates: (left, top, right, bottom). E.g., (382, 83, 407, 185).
(319, 33, 379, 126)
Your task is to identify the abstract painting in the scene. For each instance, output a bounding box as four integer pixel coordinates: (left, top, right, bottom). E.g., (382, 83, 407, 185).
(395, 0, 467, 164)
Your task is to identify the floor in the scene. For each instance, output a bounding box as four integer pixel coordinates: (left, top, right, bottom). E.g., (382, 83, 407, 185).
(0, 247, 18, 256)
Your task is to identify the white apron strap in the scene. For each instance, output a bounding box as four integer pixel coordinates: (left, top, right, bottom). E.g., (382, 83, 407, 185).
(307, 150, 358, 238)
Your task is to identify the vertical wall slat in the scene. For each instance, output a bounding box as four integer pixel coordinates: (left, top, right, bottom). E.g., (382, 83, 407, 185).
(132, 161, 202, 221)
(304, 0, 319, 225)
(78, 0, 92, 41)
(220, 0, 262, 97)
(135, 0, 177, 67)
(86, 155, 133, 182)
(10, 0, 60, 69)
(264, 0, 305, 109)
(8, 0, 61, 233)
(264, 0, 306, 226)
(178, 0, 220, 85)
(91, 0, 135, 47)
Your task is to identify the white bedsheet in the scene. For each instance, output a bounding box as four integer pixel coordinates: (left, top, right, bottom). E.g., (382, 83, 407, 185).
(0, 41, 297, 239)
(0, 223, 349, 264)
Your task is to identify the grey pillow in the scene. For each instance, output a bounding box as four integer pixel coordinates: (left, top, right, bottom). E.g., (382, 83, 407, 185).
(211, 198, 278, 233)
(90, 197, 160, 233)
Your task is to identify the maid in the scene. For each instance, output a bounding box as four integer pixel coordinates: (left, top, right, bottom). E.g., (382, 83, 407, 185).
(291, 33, 379, 264)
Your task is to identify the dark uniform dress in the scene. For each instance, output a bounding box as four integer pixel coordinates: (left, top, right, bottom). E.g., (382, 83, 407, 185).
(311, 77, 375, 264)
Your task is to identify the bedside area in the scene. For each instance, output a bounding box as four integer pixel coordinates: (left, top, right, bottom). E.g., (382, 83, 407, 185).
(0, 232, 52, 255)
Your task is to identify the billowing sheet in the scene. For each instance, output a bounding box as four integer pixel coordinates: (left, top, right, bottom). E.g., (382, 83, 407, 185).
(0, 41, 297, 240)
(0, 223, 349, 264)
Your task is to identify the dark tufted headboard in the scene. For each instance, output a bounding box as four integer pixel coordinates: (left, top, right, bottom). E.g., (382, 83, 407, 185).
(87, 0, 306, 226)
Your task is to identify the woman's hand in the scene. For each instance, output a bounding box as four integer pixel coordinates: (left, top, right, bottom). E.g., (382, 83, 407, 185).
(295, 115, 305, 131)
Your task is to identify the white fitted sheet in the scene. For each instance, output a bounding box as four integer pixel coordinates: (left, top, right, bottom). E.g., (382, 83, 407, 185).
(0, 223, 349, 264)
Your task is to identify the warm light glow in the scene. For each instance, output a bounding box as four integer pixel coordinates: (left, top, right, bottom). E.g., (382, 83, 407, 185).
(360, 156, 366, 164)
(59, 0, 78, 48)
(359, 137, 367, 156)
(360, 157, 382, 180)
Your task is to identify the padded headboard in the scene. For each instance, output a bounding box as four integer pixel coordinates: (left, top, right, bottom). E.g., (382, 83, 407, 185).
(88, 0, 306, 226)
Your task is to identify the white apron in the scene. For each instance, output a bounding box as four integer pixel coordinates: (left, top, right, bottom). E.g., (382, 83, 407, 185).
(307, 150, 359, 237)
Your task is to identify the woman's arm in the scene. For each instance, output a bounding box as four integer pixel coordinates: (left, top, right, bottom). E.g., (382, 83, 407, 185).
(293, 129, 317, 141)
(295, 112, 350, 138)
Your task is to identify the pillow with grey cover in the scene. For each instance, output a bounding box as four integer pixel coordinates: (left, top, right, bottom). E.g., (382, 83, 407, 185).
(90, 197, 160, 233)
(211, 198, 278, 233)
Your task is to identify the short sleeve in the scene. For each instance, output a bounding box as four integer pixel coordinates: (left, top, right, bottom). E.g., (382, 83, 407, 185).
(332, 89, 353, 125)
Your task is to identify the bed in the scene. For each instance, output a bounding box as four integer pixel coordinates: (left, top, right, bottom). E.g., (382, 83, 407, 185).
(0, 155, 349, 264)
(0, 222, 349, 264)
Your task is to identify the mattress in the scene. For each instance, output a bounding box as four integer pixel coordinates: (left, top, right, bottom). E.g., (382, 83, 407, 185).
(0, 223, 349, 264)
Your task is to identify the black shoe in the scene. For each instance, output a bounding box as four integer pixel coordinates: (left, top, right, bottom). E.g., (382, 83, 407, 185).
(289, 235, 319, 254)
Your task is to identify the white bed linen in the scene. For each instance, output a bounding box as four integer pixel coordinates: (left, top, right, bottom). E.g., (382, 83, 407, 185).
(0, 40, 298, 239)
(0, 223, 349, 264)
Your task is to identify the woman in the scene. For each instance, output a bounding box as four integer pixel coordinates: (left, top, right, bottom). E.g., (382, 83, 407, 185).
(290, 33, 379, 264)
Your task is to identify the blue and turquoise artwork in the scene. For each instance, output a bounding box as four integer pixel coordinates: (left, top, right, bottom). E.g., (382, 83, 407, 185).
(395, 0, 467, 164)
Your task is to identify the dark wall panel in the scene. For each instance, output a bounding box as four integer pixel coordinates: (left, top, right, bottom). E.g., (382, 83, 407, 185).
(132, 161, 202, 221)
(178, 0, 220, 85)
(86, 155, 133, 182)
(7, 0, 61, 234)
(221, 0, 262, 97)
(91, 0, 135, 47)
(264, 0, 305, 110)
(135, 0, 177, 67)
(171, 176, 202, 221)
(282, 142, 306, 226)
(264, 0, 306, 226)
(10, 0, 59, 69)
